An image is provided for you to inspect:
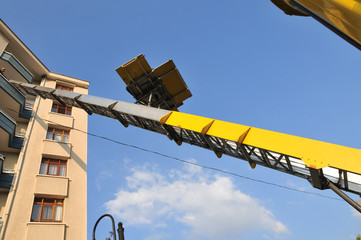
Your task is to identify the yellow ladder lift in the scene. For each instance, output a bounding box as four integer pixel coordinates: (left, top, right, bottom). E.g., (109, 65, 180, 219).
(9, 0, 361, 214)
(9, 52, 361, 213)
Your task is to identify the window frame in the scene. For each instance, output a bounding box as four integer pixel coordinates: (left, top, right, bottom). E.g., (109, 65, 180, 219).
(40, 158, 67, 177)
(25, 100, 34, 110)
(56, 84, 73, 92)
(46, 128, 70, 143)
(51, 102, 72, 115)
(31, 198, 64, 223)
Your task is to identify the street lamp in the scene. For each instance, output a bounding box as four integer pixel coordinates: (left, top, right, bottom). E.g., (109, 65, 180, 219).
(92, 214, 124, 240)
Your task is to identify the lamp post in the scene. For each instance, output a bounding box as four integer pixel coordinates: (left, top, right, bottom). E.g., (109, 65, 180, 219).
(92, 214, 124, 240)
(117, 222, 125, 240)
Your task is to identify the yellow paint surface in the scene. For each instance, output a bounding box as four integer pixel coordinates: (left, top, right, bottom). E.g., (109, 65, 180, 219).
(161, 111, 361, 174)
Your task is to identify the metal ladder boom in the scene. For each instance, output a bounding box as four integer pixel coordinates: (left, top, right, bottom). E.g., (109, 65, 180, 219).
(10, 80, 361, 211)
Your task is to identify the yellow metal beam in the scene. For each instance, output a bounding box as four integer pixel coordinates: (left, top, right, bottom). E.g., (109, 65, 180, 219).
(161, 111, 361, 175)
(297, 0, 361, 47)
(271, 0, 308, 15)
(271, 0, 361, 50)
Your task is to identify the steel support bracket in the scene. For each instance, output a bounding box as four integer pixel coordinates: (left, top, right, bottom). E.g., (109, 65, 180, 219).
(108, 102, 129, 128)
(163, 125, 182, 146)
(309, 167, 327, 190)
(326, 178, 361, 213)
(50, 90, 67, 106)
(74, 95, 93, 115)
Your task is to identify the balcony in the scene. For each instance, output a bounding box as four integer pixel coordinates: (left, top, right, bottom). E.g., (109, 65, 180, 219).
(0, 51, 33, 83)
(48, 112, 74, 129)
(0, 154, 15, 190)
(26, 223, 66, 240)
(0, 108, 24, 150)
(42, 140, 71, 159)
(0, 74, 31, 119)
(34, 175, 68, 198)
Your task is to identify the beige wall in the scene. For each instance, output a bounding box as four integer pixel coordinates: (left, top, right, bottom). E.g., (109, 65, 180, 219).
(48, 112, 74, 129)
(0, 32, 9, 54)
(0, 192, 8, 219)
(26, 223, 66, 240)
(42, 140, 71, 159)
(62, 83, 87, 240)
(1, 152, 18, 172)
(3, 77, 88, 240)
(34, 175, 68, 198)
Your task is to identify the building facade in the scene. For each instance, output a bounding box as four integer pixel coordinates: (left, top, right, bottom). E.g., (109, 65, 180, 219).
(0, 20, 88, 239)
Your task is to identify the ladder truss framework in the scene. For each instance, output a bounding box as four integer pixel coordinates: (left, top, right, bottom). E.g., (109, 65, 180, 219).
(11, 80, 361, 196)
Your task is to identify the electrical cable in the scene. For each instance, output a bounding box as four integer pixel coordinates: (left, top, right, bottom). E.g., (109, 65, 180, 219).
(3, 106, 343, 201)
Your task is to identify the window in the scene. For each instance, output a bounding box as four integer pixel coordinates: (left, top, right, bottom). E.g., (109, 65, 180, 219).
(31, 198, 63, 222)
(46, 128, 69, 143)
(40, 158, 67, 176)
(56, 84, 73, 91)
(51, 102, 72, 115)
(25, 100, 34, 110)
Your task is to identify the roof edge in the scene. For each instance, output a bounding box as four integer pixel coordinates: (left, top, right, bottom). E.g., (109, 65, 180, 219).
(47, 72, 89, 89)
(0, 19, 50, 74)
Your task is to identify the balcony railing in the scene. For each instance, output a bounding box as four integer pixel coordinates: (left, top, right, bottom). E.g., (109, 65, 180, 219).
(0, 108, 24, 149)
(0, 74, 31, 119)
(0, 51, 33, 83)
(0, 173, 14, 189)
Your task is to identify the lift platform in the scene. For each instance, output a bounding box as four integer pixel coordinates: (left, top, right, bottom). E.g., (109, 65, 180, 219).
(116, 54, 191, 110)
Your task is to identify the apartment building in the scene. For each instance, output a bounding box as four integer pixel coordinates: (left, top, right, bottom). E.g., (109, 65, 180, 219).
(0, 20, 88, 239)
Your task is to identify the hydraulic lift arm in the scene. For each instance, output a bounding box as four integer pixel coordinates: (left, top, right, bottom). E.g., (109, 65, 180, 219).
(9, 79, 361, 213)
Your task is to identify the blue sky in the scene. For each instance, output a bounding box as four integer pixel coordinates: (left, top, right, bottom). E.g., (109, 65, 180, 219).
(3, 0, 361, 239)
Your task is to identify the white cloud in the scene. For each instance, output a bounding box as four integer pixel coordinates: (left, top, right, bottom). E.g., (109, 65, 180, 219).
(105, 161, 289, 239)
